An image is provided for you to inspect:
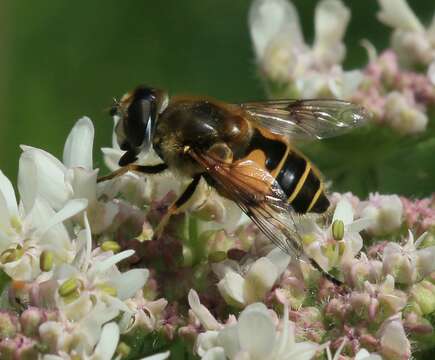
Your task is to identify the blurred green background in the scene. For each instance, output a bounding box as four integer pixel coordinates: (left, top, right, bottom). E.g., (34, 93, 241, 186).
(1, 0, 434, 191)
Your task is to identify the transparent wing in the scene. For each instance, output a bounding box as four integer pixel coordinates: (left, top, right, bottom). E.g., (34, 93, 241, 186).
(239, 99, 370, 140)
(190, 149, 342, 284)
(190, 150, 304, 256)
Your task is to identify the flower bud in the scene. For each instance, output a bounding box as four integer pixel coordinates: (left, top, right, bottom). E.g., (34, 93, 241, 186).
(0, 247, 23, 264)
(0, 335, 38, 360)
(0, 311, 19, 339)
(101, 240, 121, 253)
(410, 280, 435, 315)
(116, 342, 131, 358)
(39, 250, 54, 272)
(20, 307, 44, 337)
(332, 220, 344, 240)
(58, 277, 80, 297)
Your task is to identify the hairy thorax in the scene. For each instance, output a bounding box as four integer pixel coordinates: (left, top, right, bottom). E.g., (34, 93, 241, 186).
(153, 97, 251, 178)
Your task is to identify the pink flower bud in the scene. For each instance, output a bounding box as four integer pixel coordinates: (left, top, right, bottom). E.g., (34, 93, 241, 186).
(0, 311, 19, 339)
(20, 307, 45, 337)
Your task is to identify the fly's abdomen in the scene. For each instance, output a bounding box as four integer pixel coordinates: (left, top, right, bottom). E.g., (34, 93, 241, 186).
(275, 150, 330, 214)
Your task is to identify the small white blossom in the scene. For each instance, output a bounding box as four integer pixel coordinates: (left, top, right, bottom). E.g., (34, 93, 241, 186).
(354, 349, 382, 360)
(384, 92, 428, 135)
(360, 194, 403, 236)
(249, 0, 362, 98)
(378, 313, 411, 359)
(0, 169, 87, 281)
(377, 0, 435, 67)
(298, 199, 372, 272)
(20, 118, 124, 234)
(212, 248, 290, 307)
(189, 289, 323, 360)
(383, 231, 435, 284)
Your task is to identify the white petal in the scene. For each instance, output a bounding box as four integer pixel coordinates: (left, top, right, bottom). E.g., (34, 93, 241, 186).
(244, 257, 279, 303)
(197, 331, 220, 356)
(379, 316, 411, 359)
(333, 199, 354, 225)
(266, 248, 291, 275)
(101, 147, 122, 171)
(347, 218, 373, 233)
(63, 117, 95, 170)
(201, 348, 226, 360)
(417, 246, 435, 275)
(313, 0, 350, 63)
(249, 0, 304, 59)
(341, 70, 364, 96)
(377, 0, 424, 32)
(217, 272, 246, 307)
(79, 302, 120, 348)
(92, 322, 120, 359)
(140, 351, 171, 360)
(0, 228, 12, 251)
(36, 198, 88, 238)
(188, 289, 221, 331)
(69, 167, 98, 204)
(273, 303, 291, 357)
(25, 197, 71, 251)
(355, 349, 383, 360)
(72, 213, 92, 271)
(284, 341, 321, 360)
(0, 170, 18, 220)
(94, 250, 135, 274)
(217, 325, 240, 359)
(238, 303, 276, 358)
(111, 268, 149, 300)
(3, 255, 38, 281)
(18, 147, 72, 212)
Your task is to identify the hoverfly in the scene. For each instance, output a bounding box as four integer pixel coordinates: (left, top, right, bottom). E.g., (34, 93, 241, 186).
(102, 85, 369, 283)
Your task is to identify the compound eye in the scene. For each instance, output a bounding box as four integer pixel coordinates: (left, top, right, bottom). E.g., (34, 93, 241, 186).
(124, 97, 152, 148)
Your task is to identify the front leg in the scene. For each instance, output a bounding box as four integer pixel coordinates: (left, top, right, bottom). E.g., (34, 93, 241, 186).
(154, 174, 202, 238)
(97, 163, 168, 183)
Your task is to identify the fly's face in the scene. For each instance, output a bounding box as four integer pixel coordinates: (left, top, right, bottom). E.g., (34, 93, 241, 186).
(111, 85, 169, 166)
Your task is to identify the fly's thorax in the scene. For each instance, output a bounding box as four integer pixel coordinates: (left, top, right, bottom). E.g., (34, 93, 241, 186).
(153, 97, 252, 176)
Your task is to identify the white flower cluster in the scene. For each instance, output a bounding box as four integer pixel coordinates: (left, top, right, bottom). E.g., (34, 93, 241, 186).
(249, 0, 362, 98)
(0, 118, 169, 360)
(249, 0, 435, 135)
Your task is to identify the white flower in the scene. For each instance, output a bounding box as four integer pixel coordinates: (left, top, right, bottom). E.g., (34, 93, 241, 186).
(40, 308, 120, 359)
(120, 293, 168, 334)
(354, 349, 382, 360)
(42, 321, 120, 360)
(360, 194, 403, 236)
(20, 117, 122, 234)
(378, 313, 411, 359)
(249, 0, 361, 98)
(0, 169, 87, 281)
(52, 218, 149, 323)
(298, 199, 372, 272)
(377, 0, 435, 67)
(189, 289, 323, 360)
(384, 92, 428, 135)
(383, 231, 435, 284)
(212, 248, 290, 307)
